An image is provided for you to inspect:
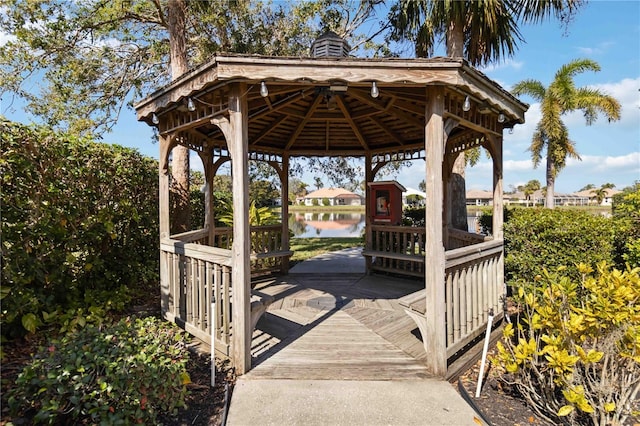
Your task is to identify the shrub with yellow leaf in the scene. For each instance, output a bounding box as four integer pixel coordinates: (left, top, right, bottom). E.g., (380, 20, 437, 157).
(493, 263, 640, 425)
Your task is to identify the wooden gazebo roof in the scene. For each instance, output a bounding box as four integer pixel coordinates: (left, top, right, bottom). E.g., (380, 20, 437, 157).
(135, 54, 527, 158)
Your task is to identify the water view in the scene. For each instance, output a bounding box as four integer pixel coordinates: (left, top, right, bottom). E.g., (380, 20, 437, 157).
(289, 212, 365, 238)
(288, 211, 483, 238)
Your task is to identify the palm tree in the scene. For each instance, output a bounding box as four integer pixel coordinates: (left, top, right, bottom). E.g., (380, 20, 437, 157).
(591, 183, 616, 205)
(523, 179, 541, 207)
(512, 59, 621, 209)
(388, 0, 585, 228)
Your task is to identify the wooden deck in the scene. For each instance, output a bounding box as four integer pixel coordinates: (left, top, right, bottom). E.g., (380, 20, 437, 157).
(246, 273, 433, 380)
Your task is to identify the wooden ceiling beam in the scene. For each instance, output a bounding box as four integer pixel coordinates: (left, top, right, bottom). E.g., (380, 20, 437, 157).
(336, 96, 369, 151)
(367, 116, 404, 146)
(285, 94, 324, 150)
(251, 115, 289, 147)
(250, 89, 311, 121)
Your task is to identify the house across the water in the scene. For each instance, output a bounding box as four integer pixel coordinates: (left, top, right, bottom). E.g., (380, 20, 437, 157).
(300, 188, 363, 206)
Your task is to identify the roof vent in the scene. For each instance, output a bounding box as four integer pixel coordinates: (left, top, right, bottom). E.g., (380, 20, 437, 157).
(310, 31, 350, 58)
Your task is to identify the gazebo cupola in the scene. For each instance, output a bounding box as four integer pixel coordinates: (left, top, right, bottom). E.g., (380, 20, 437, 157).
(310, 30, 351, 57)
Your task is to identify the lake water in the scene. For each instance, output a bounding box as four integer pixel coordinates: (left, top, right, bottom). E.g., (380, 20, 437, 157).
(289, 212, 482, 238)
(289, 212, 365, 238)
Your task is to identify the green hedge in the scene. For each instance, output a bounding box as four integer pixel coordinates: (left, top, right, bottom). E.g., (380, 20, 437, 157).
(612, 185, 640, 266)
(503, 208, 616, 283)
(0, 120, 159, 338)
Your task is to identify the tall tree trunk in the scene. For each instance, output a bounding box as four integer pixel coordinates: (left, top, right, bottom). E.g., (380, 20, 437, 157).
(546, 150, 556, 209)
(167, 0, 190, 232)
(446, 19, 465, 57)
(447, 21, 468, 231)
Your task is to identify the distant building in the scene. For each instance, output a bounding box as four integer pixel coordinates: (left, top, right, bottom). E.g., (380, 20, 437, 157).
(466, 189, 494, 206)
(301, 188, 363, 206)
(574, 188, 622, 206)
(403, 187, 426, 207)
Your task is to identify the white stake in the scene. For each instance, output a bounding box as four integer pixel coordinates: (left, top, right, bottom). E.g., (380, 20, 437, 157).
(475, 308, 494, 398)
(211, 300, 216, 388)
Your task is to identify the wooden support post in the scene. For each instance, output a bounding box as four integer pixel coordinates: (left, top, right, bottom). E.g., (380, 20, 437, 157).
(489, 134, 504, 241)
(364, 154, 373, 274)
(489, 133, 505, 307)
(281, 154, 290, 273)
(159, 135, 172, 317)
(199, 151, 214, 242)
(424, 85, 447, 377)
(227, 83, 252, 375)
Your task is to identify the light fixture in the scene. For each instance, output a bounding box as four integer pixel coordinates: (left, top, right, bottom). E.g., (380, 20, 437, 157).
(327, 94, 337, 110)
(509, 127, 514, 134)
(187, 97, 196, 112)
(463, 96, 471, 112)
(370, 81, 379, 98)
(498, 112, 506, 123)
(151, 113, 159, 125)
(260, 81, 269, 97)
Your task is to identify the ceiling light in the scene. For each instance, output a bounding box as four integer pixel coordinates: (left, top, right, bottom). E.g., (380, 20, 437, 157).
(151, 113, 159, 125)
(498, 113, 506, 123)
(463, 96, 471, 112)
(260, 81, 269, 97)
(187, 97, 196, 112)
(370, 81, 379, 98)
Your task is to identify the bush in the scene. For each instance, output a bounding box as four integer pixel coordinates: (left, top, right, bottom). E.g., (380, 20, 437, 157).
(402, 207, 425, 227)
(612, 185, 640, 268)
(493, 263, 640, 425)
(322, 197, 331, 206)
(8, 316, 190, 424)
(0, 120, 159, 338)
(503, 208, 615, 283)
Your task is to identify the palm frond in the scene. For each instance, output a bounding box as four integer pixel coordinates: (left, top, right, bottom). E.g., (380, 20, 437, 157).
(511, 79, 546, 101)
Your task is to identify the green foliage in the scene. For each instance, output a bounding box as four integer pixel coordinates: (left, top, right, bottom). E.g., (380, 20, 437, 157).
(322, 197, 331, 206)
(494, 263, 640, 425)
(217, 200, 279, 227)
(402, 207, 425, 227)
(612, 184, 640, 267)
(312, 198, 320, 206)
(503, 208, 615, 283)
(0, 120, 159, 338)
(8, 316, 191, 424)
(0, 0, 387, 136)
(251, 179, 280, 208)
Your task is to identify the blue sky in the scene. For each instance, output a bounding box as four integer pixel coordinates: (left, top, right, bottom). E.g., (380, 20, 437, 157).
(392, 0, 640, 193)
(2, 1, 639, 194)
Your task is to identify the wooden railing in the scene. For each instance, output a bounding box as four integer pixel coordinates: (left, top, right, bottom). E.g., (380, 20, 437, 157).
(160, 238, 233, 357)
(364, 225, 489, 278)
(174, 225, 291, 276)
(444, 239, 504, 358)
(171, 228, 209, 245)
(447, 228, 488, 250)
(211, 225, 291, 275)
(363, 225, 426, 277)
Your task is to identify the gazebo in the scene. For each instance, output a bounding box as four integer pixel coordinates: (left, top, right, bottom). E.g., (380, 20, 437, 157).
(134, 40, 527, 377)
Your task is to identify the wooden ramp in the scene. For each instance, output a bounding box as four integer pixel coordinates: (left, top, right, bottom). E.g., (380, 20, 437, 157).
(247, 274, 432, 380)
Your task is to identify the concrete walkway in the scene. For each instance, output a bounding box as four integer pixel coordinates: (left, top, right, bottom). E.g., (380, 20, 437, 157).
(226, 248, 483, 426)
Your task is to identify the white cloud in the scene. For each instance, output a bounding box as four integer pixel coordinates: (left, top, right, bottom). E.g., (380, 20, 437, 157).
(576, 41, 615, 56)
(567, 152, 640, 171)
(504, 159, 535, 172)
(480, 59, 524, 73)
